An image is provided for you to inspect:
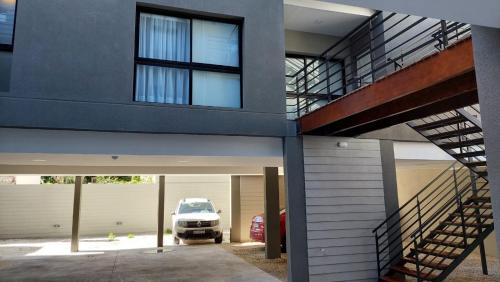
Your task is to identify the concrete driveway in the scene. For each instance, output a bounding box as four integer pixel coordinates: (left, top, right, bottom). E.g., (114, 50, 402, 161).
(0, 235, 280, 282)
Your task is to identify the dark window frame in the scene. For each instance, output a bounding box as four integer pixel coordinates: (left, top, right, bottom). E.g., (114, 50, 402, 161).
(0, 0, 18, 52)
(133, 6, 243, 108)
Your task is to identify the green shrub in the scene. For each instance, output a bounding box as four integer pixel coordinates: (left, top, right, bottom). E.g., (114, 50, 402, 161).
(108, 232, 117, 241)
(127, 233, 135, 239)
(165, 228, 172, 234)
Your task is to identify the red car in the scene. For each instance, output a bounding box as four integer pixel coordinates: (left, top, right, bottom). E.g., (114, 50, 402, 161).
(249, 209, 287, 252)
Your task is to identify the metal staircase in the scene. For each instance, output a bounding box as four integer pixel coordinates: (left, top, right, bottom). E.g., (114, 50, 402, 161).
(373, 105, 494, 281)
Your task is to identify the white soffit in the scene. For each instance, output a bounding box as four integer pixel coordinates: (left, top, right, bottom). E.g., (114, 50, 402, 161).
(284, 0, 374, 36)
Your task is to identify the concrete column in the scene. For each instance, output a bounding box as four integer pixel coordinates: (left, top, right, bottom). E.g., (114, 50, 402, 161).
(264, 167, 281, 259)
(472, 25, 500, 257)
(157, 175, 165, 249)
(230, 176, 241, 243)
(283, 136, 309, 282)
(71, 176, 83, 252)
(380, 141, 403, 262)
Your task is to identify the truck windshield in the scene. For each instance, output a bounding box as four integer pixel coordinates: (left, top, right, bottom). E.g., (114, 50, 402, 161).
(178, 202, 215, 214)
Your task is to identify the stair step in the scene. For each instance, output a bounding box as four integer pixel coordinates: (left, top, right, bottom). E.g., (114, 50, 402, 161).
(425, 238, 465, 248)
(463, 204, 492, 209)
(413, 116, 467, 131)
(433, 229, 478, 238)
(443, 221, 491, 228)
(450, 212, 493, 219)
(379, 275, 409, 282)
(426, 127, 482, 140)
(465, 161, 487, 167)
(468, 196, 491, 203)
(412, 248, 460, 259)
(439, 138, 484, 149)
(476, 171, 488, 178)
(390, 265, 439, 280)
(403, 257, 449, 270)
(453, 150, 486, 159)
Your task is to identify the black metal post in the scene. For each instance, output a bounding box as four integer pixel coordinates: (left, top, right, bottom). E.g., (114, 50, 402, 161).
(325, 58, 332, 102)
(441, 20, 449, 48)
(452, 166, 468, 248)
(375, 232, 381, 277)
(295, 77, 300, 117)
(304, 63, 309, 114)
(413, 239, 422, 282)
(471, 172, 489, 275)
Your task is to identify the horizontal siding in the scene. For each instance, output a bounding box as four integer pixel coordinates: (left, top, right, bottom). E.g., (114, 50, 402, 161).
(303, 136, 386, 282)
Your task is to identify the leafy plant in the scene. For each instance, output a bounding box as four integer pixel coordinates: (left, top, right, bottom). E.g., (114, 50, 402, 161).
(108, 232, 117, 241)
(165, 228, 172, 234)
(127, 233, 135, 239)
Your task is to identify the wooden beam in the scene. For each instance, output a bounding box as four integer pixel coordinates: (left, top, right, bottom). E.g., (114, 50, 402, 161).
(71, 176, 83, 252)
(299, 38, 476, 135)
(264, 167, 281, 259)
(157, 175, 165, 249)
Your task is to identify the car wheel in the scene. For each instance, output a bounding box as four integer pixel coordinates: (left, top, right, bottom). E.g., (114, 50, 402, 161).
(281, 238, 287, 253)
(215, 234, 223, 244)
(174, 237, 180, 245)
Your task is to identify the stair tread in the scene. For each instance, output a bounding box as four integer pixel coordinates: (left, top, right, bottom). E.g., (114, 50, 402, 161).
(467, 196, 491, 202)
(443, 221, 491, 228)
(453, 150, 486, 159)
(439, 138, 484, 149)
(465, 161, 487, 167)
(450, 212, 493, 219)
(425, 238, 465, 248)
(412, 247, 461, 259)
(403, 257, 449, 270)
(426, 127, 482, 140)
(463, 204, 492, 209)
(390, 265, 439, 280)
(433, 229, 478, 238)
(413, 116, 467, 131)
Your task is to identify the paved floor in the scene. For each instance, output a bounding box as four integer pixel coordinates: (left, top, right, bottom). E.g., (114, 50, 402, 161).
(0, 244, 280, 282)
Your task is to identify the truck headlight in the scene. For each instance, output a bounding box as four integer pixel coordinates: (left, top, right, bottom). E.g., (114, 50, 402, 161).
(177, 220, 188, 228)
(211, 220, 219, 227)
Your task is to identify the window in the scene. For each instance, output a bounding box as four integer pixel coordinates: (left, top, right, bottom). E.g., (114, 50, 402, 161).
(0, 0, 17, 50)
(134, 9, 242, 108)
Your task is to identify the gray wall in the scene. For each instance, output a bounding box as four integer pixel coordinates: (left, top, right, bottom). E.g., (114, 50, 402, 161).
(303, 136, 386, 282)
(0, 0, 287, 137)
(0, 52, 12, 91)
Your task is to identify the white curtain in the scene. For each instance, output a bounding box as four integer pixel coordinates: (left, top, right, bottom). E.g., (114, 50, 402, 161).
(135, 65, 189, 104)
(136, 13, 190, 104)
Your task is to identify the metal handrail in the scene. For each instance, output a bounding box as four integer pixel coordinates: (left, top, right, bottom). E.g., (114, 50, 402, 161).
(285, 11, 471, 119)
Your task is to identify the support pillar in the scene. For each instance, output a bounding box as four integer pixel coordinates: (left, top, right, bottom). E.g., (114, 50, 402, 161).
(472, 25, 500, 259)
(71, 176, 83, 252)
(380, 140, 403, 261)
(264, 167, 281, 259)
(283, 136, 309, 281)
(230, 176, 241, 243)
(157, 175, 165, 249)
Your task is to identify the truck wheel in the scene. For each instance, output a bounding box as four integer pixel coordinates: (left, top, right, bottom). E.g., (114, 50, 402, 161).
(174, 237, 180, 245)
(215, 234, 223, 244)
(281, 238, 287, 253)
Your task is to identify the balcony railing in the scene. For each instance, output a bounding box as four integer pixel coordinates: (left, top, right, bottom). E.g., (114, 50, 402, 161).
(286, 11, 471, 119)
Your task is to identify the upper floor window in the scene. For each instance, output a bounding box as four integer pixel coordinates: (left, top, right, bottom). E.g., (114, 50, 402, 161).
(134, 8, 242, 108)
(0, 0, 17, 51)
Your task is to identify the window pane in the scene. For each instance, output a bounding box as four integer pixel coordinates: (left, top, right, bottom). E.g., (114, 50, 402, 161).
(192, 71, 240, 108)
(0, 0, 16, 45)
(138, 13, 190, 62)
(135, 65, 189, 105)
(192, 20, 239, 67)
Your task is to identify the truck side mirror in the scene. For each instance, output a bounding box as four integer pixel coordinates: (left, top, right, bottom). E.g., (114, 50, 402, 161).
(217, 209, 222, 214)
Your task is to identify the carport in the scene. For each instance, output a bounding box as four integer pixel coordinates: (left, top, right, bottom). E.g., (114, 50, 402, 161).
(0, 128, 287, 281)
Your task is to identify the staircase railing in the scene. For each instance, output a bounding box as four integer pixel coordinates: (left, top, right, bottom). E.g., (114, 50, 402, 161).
(286, 11, 471, 119)
(372, 162, 488, 277)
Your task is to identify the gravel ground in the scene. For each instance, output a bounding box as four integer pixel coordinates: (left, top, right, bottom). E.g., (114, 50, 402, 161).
(221, 243, 288, 282)
(446, 253, 500, 282)
(222, 244, 500, 282)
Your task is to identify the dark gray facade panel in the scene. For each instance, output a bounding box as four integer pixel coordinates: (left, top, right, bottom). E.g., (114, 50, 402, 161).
(283, 136, 310, 282)
(471, 25, 500, 257)
(0, 52, 11, 91)
(3, 0, 286, 136)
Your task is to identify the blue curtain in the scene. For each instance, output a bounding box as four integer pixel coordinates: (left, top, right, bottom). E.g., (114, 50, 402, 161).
(135, 13, 190, 104)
